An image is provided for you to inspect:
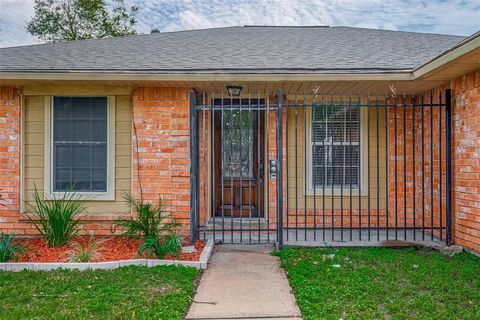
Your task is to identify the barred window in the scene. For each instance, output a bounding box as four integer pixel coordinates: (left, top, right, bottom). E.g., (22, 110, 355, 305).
(311, 104, 360, 189)
(52, 97, 108, 192)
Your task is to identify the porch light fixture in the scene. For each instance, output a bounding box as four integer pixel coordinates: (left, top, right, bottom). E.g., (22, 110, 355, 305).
(226, 85, 243, 96)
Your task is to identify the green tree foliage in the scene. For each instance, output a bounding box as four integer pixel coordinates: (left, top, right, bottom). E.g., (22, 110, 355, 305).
(27, 0, 139, 42)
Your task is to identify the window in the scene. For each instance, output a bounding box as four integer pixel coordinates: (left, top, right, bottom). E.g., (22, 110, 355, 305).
(311, 104, 360, 189)
(52, 97, 108, 192)
(222, 110, 254, 178)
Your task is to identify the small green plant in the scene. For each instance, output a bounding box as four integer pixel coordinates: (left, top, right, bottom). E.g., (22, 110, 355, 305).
(117, 193, 182, 259)
(68, 235, 105, 262)
(26, 187, 84, 247)
(0, 233, 27, 262)
(138, 232, 182, 259)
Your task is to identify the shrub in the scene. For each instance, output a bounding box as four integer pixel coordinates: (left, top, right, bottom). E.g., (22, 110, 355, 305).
(117, 193, 180, 239)
(0, 233, 26, 262)
(117, 193, 182, 258)
(26, 188, 84, 247)
(138, 232, 182, 259)
(68, 236, 105, 262)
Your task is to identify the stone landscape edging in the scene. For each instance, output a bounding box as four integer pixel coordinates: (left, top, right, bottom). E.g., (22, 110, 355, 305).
(0, 238, 214, 272)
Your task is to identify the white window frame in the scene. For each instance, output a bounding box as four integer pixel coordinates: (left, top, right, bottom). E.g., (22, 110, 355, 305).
(305, 105, 368, 196)
(43, 96, 116, 200)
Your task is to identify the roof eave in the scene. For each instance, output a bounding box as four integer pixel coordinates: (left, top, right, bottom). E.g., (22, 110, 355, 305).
(413, 31, 480, 79)
(0, 70, 414, 82)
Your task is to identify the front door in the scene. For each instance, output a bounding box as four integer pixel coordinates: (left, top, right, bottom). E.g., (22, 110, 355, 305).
(214, 105, 264, 218)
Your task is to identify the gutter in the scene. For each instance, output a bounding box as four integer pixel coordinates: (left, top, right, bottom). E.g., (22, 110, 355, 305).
(0, 71, 414, 82)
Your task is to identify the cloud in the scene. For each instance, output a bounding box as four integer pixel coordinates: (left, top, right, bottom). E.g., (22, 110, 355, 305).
(0, 0, 478, 48)
(0, 0, 37, 47)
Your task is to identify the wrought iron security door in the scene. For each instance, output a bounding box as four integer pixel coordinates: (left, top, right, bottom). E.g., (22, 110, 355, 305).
(190, 89, 452, 248)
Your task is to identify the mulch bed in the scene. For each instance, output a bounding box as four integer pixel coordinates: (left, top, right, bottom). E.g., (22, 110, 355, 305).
(16, 237, 205, 263)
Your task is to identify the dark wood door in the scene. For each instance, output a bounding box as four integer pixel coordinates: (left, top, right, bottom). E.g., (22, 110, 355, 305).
(214, 109, 264, 218)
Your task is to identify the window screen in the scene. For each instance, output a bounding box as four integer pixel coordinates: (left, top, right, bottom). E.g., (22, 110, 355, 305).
(311, 104, 360, 189)
(53, 97, 108, 192)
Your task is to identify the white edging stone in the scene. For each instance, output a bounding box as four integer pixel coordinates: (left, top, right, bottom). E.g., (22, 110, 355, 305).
(34, 263, 63, 271)
(0, 238, 215, 272)
(119, 259, 147, 267)
(65, 263, 91, 271)
(4, 263, 34, 271)
(90, 261, 120, 270)
(199, 238, 214, 269)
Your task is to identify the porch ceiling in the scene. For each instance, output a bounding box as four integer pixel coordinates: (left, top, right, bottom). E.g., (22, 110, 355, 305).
(187, 80, 449, 95)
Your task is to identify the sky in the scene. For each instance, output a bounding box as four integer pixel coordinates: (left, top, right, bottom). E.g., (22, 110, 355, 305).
(0, 0, 479, 48)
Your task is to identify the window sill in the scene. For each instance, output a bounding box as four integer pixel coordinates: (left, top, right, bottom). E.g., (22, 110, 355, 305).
(304, 188, 366, 197)
(45, 191, 115, 201)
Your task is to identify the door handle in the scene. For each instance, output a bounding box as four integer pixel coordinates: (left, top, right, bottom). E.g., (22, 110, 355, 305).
(259, 161, 264, 183)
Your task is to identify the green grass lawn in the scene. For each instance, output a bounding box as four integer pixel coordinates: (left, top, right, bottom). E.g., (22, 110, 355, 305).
(274, 247, 480, 320)
(0, 265, 198, 319)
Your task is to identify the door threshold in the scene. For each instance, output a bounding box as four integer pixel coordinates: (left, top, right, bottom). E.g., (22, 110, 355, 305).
(205, 217, 268, 228)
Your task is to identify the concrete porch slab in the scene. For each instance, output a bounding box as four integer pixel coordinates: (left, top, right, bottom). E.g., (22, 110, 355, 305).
(201, 228, 444, 247)
(186, 244, 302, 320)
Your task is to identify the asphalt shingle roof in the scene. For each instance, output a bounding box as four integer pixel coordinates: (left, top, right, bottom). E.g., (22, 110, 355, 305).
(0, 26, 465, 73)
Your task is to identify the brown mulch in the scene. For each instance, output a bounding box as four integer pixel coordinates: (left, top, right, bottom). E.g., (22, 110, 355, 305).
(16, 237, 205, 263)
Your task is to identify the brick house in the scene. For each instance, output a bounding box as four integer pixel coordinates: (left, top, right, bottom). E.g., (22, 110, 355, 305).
(0, 26, 479, 253)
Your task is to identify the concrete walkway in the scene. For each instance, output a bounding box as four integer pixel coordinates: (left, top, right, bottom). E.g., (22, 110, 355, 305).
(186, 245, 302, 320)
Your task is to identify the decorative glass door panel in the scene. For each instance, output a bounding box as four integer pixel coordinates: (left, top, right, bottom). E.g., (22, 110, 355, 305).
(222, 110, 254, 178)
(214, 109, 264, 218)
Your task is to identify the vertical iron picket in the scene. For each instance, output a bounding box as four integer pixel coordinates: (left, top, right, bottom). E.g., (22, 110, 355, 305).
(331, 94, 335, 241)
(421, 93, 425, 240)
(376, 95, 380, 241)
(285, 93, 289, 242)
(394, 94, 398, 241)
(202, 92, 207, 242)
(439, 91, 443, 241)
(358, 94, 362, 241)
(294, 94, 299, 241)
(367, 93, 371, 241)
(385, 93, 389, 241)
(340, 94, 345, 241)
(277, 89, 284, 248)
(403, 94, 407, 241)
(412, 94, 416, 240)
(349, 94, 353, 241)
(430, 92, 434, 241)
(304, 92, 308, 240)
(313, 94, 317, 241)
(322, 95, 326, 241)
(445, 89, 453, 245)
(189, 90, 199, 244)
(257, 93, 262, 243)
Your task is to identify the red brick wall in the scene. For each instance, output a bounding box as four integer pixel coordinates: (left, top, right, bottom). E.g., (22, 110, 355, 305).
(387, 93, 448, 240)
(451, 70, 480, 252)
(266, 103, 285, 231)
(2, 74, 480, 253)
(0, 87, 22, 233)
(385, 71, 480, 252)
(0, 86, 193, 237)
(132, 87, 191, 232)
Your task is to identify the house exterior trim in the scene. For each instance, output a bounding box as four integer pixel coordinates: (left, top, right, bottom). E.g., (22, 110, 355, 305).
(413, 32, 480, 79)
(0, 71, 414, 82)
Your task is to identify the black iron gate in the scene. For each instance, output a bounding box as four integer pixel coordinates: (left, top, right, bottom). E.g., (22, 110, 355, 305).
(190, 89, 452, 247)
(190, 92, 283, 244)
